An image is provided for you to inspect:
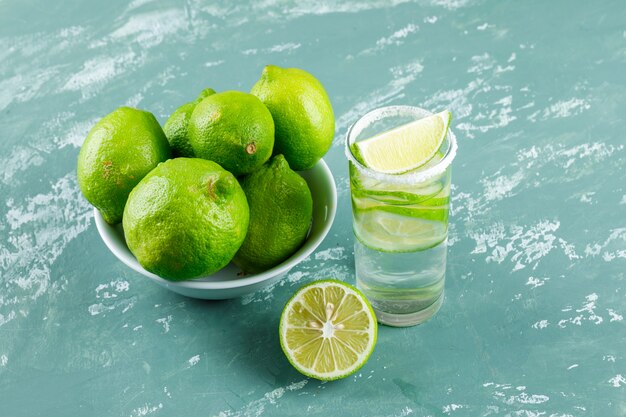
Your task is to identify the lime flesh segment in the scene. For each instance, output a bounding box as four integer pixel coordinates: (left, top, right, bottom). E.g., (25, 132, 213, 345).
(279, 280, 377, 381)
(352, 110, 451, 174)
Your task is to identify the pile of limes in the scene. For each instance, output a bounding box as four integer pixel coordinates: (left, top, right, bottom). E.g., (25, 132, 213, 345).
(78, 65, 382, 383)
(77, 65, 335, 281)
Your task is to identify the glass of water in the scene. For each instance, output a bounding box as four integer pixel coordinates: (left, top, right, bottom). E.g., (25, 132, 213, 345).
(345, 106, 458, 327)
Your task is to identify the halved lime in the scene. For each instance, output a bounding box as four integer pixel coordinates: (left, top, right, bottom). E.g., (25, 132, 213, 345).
(279, 280, 377, 381)
(352, 110, 451, 174)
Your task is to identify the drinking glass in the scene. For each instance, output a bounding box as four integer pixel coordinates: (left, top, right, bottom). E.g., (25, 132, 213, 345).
(345, 106, 458, 327)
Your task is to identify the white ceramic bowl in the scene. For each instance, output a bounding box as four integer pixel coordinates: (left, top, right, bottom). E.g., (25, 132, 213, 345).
(95, 159, 337, 299)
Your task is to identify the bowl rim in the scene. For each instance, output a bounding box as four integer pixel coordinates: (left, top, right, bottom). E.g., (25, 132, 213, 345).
(94, 158, 337, 291)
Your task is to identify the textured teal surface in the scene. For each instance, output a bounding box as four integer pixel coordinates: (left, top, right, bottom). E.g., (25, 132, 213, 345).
(1, 1, 625, 416)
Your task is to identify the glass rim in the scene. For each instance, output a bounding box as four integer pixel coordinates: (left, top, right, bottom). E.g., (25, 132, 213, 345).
(345, 105, 458, 184)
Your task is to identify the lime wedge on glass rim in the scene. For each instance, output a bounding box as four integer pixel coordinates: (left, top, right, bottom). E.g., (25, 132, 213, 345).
(279, 280, 377, 381)
(351, 110, 452, 174)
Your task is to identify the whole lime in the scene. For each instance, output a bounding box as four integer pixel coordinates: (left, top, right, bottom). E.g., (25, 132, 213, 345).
(123, 158, 249, 281)
(188, 91, 274, 176)
(251, 65, 334, 170)
(233, 154, 312, 274)
(77, 107, 170, 224)
(163, 88, 216, 157)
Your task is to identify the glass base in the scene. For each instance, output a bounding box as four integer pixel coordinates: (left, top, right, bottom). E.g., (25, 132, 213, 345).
(374, 292, 444, 327)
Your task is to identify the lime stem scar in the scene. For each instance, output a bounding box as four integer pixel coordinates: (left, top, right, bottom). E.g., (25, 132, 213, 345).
(245, 142, 257, 154)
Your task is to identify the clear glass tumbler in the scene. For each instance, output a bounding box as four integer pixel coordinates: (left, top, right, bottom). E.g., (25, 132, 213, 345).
(345, 106, 458, 327)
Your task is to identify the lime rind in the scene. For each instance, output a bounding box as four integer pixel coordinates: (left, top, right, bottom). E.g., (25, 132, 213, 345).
(349, 143, 366, 166)
(279, 279, 377, 381)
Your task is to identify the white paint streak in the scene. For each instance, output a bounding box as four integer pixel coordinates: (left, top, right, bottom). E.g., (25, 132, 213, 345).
(280, 0, 414, 18)
(0, 146, 45, 185)
(88, 303, 116, 316)
(88, 279, 134, 316)
(541, 98, 591, 119)
(558, 239, 580, 260)
(443, 403, 466, 413)
(584, 228, 626, 262)
(95, 279, 130, 299)
(243, 43, 301, 55)
(557, 293, 618, 328)
(126, 93, 144, 108)
(156, 315, 172, 333)
(53, 118, 99, 149)
(204, 60, 225, 68)
(467, 53, 495, 74)
(430, 0, 472, 10)
(503, 393, 549, 405)
(481, 170, 524, 201)
(0, 67, 60, 111)
(61, 51, 147, 99)
(360, 23, 419, 55)
(469, 220, 560, 271)
(607, 309, 623, 322)
(608, 374, 625, 388)
(130, 402, 163, 417)
(451, 141, 624, 224)
(456, 94, 517, 137)
(213, 380, 308, 417)
(314, 247, 347, 261)
(423, 80, 477, 123)
(526, 276, 549, 289)
(0, 174, 92, 327)
(578, 191, 595, 204)
(109, 9, 188, 48)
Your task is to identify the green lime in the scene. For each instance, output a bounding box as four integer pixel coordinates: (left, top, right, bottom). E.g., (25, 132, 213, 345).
(279, 280, 377, 381)
(77, 107, 170, 224)
(163, 88, 216, 157)
(233, 154, 312, 274)
(123, 158, 249, 281)
(188, 91, 274, 176)
(351, 110, 451, 174)
(251, 65, 334, 171)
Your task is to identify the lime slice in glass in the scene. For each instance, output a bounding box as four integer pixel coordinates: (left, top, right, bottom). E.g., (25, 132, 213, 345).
(352, 197, 449, 222)
(353, 209, 447, 252)
(352, 110, 451, 174)
(279, 280, 377, 381)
